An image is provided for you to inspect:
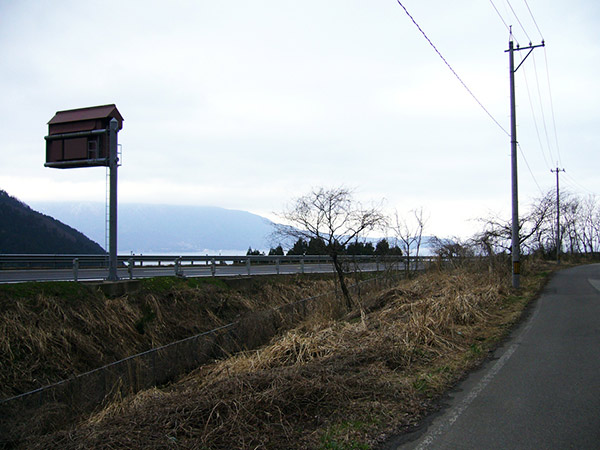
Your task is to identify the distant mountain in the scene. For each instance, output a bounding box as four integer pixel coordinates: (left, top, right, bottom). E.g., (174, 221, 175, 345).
(0, 191, 105, 254)
(29, 202, 276, 254)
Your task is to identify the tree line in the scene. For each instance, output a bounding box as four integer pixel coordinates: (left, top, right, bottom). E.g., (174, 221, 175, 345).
(265, 186, 600, 309)
(471, 189, 600, 260)
(248, 237, 403, 257)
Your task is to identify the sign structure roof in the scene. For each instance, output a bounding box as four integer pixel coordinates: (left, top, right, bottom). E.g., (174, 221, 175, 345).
(48, 104, 123, 130)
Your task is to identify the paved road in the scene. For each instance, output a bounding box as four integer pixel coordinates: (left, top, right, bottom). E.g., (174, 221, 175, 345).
(387, 264, 600, 449)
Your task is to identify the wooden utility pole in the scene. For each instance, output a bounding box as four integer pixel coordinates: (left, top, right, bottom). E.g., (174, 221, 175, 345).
(506, 33, 544, 289)
(551, 167, 565, 264)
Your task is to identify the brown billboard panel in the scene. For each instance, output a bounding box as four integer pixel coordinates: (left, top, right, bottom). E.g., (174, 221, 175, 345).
(45, 104, 123, 169)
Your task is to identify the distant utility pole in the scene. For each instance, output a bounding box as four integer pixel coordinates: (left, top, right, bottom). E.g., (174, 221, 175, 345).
(551, 166, 565, 264)
(506, 32, 545, 289)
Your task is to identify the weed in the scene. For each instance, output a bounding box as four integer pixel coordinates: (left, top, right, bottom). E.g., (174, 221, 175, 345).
(139, 276, 184, 293)
(319, 421, 371, 450)
(413, 376, 430, 393)
(469, 343, 482, 356)
(0, 281, 91, 303)
(134, 303, 157, 334)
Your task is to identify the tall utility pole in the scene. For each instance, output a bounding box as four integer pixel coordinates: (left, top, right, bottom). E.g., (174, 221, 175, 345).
(551, 166, 565, 264)
(506, 33, 544, 289)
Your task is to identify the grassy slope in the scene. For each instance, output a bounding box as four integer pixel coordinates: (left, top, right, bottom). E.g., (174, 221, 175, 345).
(0, 276, 334, 399)
(25, 260, 554, 449)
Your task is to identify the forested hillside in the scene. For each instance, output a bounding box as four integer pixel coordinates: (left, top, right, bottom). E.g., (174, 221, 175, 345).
(0, 190, 105, 254)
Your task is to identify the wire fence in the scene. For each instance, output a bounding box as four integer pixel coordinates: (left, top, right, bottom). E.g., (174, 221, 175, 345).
(0, 265, 409, 444)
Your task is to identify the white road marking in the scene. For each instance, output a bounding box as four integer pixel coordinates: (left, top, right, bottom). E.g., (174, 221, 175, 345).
(406, 292, 544, 450)
(587, 279, 600, 292)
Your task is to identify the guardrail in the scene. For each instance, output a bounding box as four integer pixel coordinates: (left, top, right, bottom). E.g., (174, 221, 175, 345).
(0, 254, 434, 283)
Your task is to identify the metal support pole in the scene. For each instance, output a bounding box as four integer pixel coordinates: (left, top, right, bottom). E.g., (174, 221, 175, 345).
(276, 258, 280, 275)
(128, 258, 134, 280)
(107, 118, 119, 281)
(509, 39, 520, 289)
(246, 258, 251, 276)
(211, 258, 216, 276)
(73, 258, 79, 282)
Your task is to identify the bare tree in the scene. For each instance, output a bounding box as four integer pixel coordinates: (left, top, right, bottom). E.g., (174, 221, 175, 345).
(275, 187, 386, 309)
(431, 236, 475, 266)
(580, 195, 600, 255)
(474, 192, 554, 258)
(391, 208, 427, 277)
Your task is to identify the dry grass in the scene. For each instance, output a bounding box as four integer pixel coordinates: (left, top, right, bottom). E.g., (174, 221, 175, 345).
(0, 276, 334, 399)
(25, 262, 551, 449)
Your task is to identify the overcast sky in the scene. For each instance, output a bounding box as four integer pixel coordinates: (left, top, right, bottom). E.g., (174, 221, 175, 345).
(1, 0, 598, 238)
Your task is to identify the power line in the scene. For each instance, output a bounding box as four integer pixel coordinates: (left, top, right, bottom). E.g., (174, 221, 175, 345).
(505, 0, 532, 43)
(394, 0, 509, 136)
(489, 0, 511, 33)
(521, 60, 552, 170)
(523, 0, 544, 40)
(563, 172, 597, 196)
(543, 48, 562, 166)
(531, 52, 556, 165)
(518, 143, 544, 194)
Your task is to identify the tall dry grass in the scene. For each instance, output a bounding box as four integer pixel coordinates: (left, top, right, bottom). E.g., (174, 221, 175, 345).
(0, 276, 334, 399)
(27, 264, 549, 450)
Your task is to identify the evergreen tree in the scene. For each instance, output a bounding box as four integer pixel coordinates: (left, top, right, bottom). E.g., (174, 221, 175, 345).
(307, 237, 328, 255)
(268, 245, 284, 256)
(375, 238, 390, 255)
(287, 238, 308, 255)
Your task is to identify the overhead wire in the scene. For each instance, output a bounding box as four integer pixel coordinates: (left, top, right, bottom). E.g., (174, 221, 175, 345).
(491, 1, 591, 198)
(489, 0, 512, 34)
(531, 53, 557, 165)
(543, 48, 563, 166)
(505, 0, 532, 43)
(501, 0, 568, 195)
(395, 0, 582, 199)
(518, 143, 545, 194)
(520, 60, 552, 170)
(520, 0, 562, 167)
(493, 1, 547, 192)
(563, 172, 597, 196)
(523, 0, 544, 40)
(517, 1, 563, 170)
(394, 0, 510, 137)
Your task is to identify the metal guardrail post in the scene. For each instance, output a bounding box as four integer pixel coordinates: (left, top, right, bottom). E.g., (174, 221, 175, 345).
(301, 256, 305, 274)
(73, 258, 79, 282)
(276, 258, 280, 275)
(128, 258, 134, 280)
(211, 258, 216, 277)
(175, 257, 182, 277)
(246, 258, 251, 276)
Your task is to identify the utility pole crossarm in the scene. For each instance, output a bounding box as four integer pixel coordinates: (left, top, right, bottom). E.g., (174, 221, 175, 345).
(505, 42, 545, 73)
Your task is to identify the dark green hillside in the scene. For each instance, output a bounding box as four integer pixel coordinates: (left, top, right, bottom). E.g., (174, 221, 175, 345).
(0, 190, 105, 254)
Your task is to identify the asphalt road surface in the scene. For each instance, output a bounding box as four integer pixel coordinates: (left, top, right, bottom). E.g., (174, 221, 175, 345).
(386, 264, 600, 450)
